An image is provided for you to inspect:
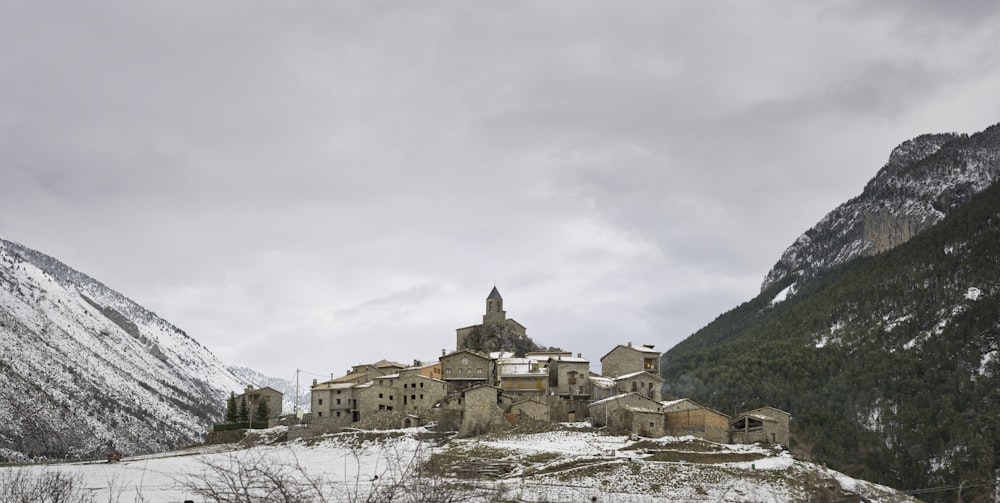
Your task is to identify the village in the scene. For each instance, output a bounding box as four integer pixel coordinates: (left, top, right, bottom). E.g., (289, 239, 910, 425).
(224, 287, 790, 448)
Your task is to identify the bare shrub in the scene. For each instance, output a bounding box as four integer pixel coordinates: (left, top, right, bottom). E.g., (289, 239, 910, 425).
(0, 469, 95, 503)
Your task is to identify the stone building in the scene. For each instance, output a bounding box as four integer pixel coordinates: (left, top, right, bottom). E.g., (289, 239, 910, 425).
(455, 287, 530, 354)
(588, 392, 662, 428)
(497, 357, 547, 398)
(310, 381, 358, 427)
(600, 342, 660, 378)
(547, 355, 591, 399)
(458, 384, 510, 437)
(236, 386, 283, 422)
(662, 398, 730, 443)
(612, 371, 662, 401)
(510, 398, 549, 422)
(614, 407, 666, 437)
(396, 373, 448, 413)
(730, 406, 791, 446)
(440, 349, 494, 391)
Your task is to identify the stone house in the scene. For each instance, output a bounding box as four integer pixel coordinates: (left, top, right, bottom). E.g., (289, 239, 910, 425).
(510, 398, 549, 422)
(331, 359, 407, 385)
(730, 406, 791, 446)
(310, 381, 358, 427)
(662, 398, 730, 443)
(458, 384, 510, 437)
(497, 357, 547, 398)
(613, 407, 666, 437)
(236, 386, 283, 422)
(396, 373, 448, 413)
(613, 371, 662, 401)
(600, 342, 660, 378)
(547, 355, 591, 399)
(440, 349, 494, 391)
(588, 392, 662, 428)
(357, 374, 405, 419)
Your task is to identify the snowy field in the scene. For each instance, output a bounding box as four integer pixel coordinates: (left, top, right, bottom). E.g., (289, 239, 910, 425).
(1, 425, 918, 502)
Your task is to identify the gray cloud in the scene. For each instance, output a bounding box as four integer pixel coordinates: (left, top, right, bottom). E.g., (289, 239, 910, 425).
(1, 1, 999, 377)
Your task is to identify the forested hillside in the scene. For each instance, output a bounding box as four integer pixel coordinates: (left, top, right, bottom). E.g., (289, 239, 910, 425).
(662, 180, 1000, 501)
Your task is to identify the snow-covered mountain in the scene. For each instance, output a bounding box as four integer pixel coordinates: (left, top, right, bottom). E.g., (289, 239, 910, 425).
(762, 123, 1000, 293)
(0, 237, 247, 461)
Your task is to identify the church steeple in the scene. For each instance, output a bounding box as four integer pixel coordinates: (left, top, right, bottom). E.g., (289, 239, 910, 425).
(485, 286, 505, 322)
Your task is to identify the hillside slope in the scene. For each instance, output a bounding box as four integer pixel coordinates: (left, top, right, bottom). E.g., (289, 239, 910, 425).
(0, 237, 246, 461)
(762, 123, 1000, 293)
(662, 179, 1000, 501)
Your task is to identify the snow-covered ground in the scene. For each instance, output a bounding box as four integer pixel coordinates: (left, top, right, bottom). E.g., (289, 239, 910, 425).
(0, 425, 919, 503)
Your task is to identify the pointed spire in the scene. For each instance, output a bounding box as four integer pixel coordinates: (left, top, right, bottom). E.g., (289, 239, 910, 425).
(487, 285, 502, 301)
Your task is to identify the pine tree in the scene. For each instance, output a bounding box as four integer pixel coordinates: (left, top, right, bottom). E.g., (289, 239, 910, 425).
(254, 397, 270, 425)
(238, 395, 249, 423)
(225, 392, 238, 423)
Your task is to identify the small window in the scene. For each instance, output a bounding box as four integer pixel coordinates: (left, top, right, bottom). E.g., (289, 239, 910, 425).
(379, 393, 384, 399)
(336, 399, 341, 405)
(336, 411, 341, 417)
(445, 368, 451, 374)
(477, 368, 483, 374)
(649, 422, 655, 428)
(420, 382, 424, 388)
(411, 394, 416, 400)
(318, 399, 323, 405)
(318, 411, 323, 417)
(336, 390, 341, 395)
(389, 395, 394, 401)
(461, 357, 469, 366)
(420, 394, 424, 399)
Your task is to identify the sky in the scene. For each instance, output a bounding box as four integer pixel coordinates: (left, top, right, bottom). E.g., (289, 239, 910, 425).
(2, 1, 999, 381)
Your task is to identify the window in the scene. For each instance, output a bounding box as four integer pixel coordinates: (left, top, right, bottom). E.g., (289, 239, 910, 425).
(568, 372, 577, 385)
(379, 393, 384, 399)
(411, 395, 416, 400)
(649, 422, 655, 428)
(336, 399, 341, 405)
(389, 395, 394, 401)
(318, 399, 323, 405)
(445, 368, 451, 374)
(336, 390, 341, 394)
(477, 368, 483, 374)
(461, 357, 469, 366)
(336, 411, 341, 417)
(632, 382, 637, 392)
(318, 412, 323, 417)
(644, 358, 656, 370)
(420, 382, 424, 388)
(420, 394, 424, 399)
(403, 383, 407, 389)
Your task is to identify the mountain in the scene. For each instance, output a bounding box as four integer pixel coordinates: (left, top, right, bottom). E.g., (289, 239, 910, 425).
(762, 124, 1000, 293)
(228, 365, 310, 414)
(662, 126, 1000, 502)
(0, 237, 247, 461)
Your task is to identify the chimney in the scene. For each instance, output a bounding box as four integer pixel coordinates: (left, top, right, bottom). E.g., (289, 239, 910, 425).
(643, 344, 655, 349)
(442, 348, 446, 356)
(413, 359, 421, 367)
(577, 353, 582, 358)
(312, 379, 317, 386)
(627, 342, 632, 347)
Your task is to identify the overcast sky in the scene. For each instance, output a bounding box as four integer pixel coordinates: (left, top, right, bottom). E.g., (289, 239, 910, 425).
(2, 1, 999, 381)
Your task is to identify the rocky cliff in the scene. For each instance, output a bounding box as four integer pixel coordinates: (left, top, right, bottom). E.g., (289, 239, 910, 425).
(762, 125, 1000, 292)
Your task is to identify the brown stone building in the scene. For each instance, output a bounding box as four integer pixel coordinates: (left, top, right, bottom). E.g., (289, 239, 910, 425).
(440, 349, 494, 391)
(588, 392, 662, 428)
(662, 398, 730, 443)
(458, 384, 510, 437)
(455, 287, 530, 354)
(600, 342, 660, 378)
(236, 386, 283, 422)
(730, 406, 791, 446)
(547, 355, 591, 399)
(612, 371, 662, 401)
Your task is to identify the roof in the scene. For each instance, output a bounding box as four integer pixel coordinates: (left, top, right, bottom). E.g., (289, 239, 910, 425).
(614, 371, 662, 381)
(588, 392, 661, 408)
(600, 344, 660, 362)
(441, 348, 490, 360)
(487, 286, 503, 301)
(589, 376, 614, 388)
(549, 356, 589, 364)
(372, 359, 407, 369)
(311, 381, 357, 391)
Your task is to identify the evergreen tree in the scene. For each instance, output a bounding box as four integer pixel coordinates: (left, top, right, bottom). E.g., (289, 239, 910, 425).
(254, 397, 270, 425)
(225, 392, 238, 423)
(238, 395, 249, 423)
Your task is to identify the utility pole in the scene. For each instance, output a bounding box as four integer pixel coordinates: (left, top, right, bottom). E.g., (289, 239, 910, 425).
(295, 368, 301, 419)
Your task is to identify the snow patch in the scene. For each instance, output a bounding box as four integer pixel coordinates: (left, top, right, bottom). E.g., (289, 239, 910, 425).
(965, 287, 982, 301)
(770, 283, 796, 305)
